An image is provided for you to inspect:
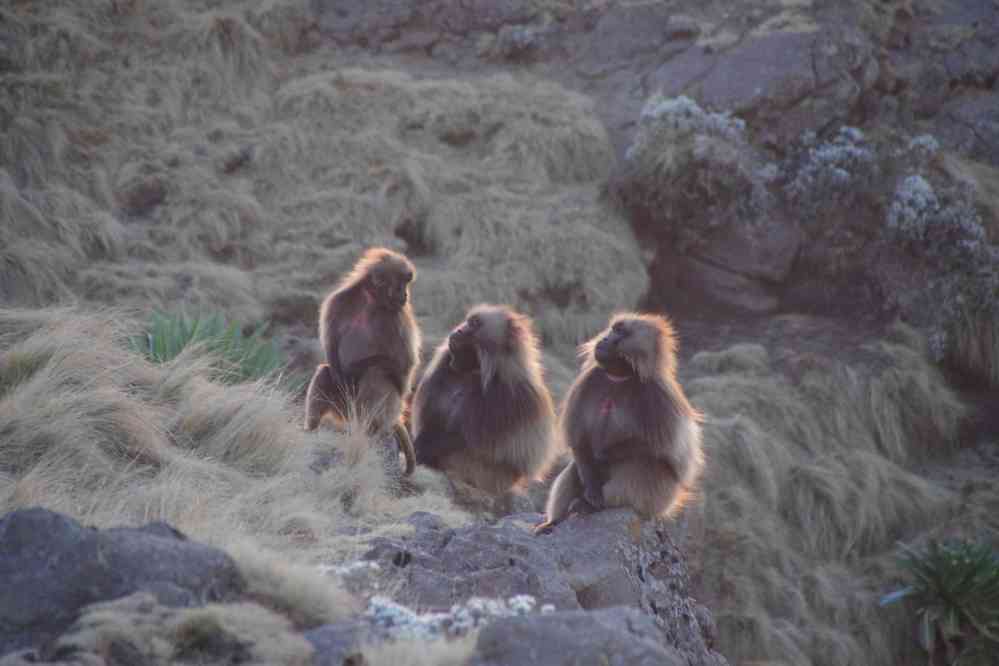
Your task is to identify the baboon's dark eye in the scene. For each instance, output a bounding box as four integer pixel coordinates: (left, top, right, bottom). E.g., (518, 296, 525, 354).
(612, 322, 627, 334)
(468, 315, 482, 329)
(405, 272, 414, 283)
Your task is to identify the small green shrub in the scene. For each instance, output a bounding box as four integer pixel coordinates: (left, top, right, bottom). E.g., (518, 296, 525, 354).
(130, 310, 287, 385)
(881, 539, 999, 665)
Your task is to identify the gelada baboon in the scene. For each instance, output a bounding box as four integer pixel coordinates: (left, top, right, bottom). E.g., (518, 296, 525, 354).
(535, 313, 703, 533)
(303, 247, 420, 475)
(410, 304, 558, 494)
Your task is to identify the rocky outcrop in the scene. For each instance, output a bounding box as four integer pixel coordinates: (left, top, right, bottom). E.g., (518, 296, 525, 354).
(354, 509, 725, 666)
(0, 506, 726, 666)
(610, 92, 999, 376)
(0, 508, 245, 657)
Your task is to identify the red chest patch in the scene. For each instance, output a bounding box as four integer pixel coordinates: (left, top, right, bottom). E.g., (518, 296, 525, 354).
(599, 398, 615, 416)
(351, 308, 370, 329)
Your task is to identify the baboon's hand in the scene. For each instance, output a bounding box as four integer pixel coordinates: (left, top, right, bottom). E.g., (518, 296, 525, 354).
(533, 520, 555, 536)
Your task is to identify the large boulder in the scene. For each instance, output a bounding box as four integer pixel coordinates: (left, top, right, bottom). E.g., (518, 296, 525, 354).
(358, 508, 725, 665)
(609, 94, 790, 317)
(0, 508, 245, 657)
(472, 607, 690, 666)
(361, 511, 577, 610)
(652, 23, 876, 149)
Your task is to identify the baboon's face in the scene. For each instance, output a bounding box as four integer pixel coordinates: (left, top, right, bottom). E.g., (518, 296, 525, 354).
(448, 308, 509, 372)
(368, 261, 414, 311)
(448, 311, 483, 372)
(594, 319, 643, 378)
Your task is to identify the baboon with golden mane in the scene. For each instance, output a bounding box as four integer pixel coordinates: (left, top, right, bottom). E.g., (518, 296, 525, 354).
(410, 304, 558, 494)
(536, 312, 703, 533)
(303, 247, 420, 475)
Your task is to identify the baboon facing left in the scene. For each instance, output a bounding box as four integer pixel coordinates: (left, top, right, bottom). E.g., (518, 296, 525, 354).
(303, 247, 420, 476)
(536, 312, 704, 533)
(410, 304, 558, 495)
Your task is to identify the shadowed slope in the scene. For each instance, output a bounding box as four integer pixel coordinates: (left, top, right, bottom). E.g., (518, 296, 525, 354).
(688, 324, 970, 665)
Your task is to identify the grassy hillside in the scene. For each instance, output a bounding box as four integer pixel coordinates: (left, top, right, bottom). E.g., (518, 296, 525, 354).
(3, 2, 999, 666)
(0, 0, 644, 366)
(687, 323, 979, 664)
(0, 307, 464, 575)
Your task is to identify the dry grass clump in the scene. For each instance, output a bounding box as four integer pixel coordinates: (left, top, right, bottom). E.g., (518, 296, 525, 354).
(0, 170, 124, 305)
(224, 544, 358, 629)
(79, 261, 266, 327)
(245, 0, 320, 56)
(173, 11, 272, 95)
(948, 307, 999, 388)
(690, 324, 968, 665)
(0, 308, 469, 630)
(45, 592, 315, 666)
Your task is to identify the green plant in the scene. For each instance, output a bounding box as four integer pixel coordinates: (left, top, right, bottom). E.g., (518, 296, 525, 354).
(130, 310, 287, 385)
(881, 539, 999, 665)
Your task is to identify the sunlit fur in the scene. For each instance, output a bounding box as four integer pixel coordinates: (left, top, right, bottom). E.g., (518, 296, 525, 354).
(317, 247, 421, 384)
(410, 304, 558, 495)
(305, 247, 421, 474)
(577, 312, 677, 382)
(328, 247, 416, 299)
(541, 312, 703, 527)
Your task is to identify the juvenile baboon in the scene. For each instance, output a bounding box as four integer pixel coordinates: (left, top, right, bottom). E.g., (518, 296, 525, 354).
(410, 304, 558, 495)
(303, 247, 420, 475)
(535, 313, 703, 533)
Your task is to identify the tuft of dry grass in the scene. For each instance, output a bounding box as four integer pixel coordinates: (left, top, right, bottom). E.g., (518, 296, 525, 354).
(0, 170, 124, 305)
(46, 592, 315, 666)
(948, 306, 999, 388)
(0, 308, 470, 630)
(215, 543, 359, 629)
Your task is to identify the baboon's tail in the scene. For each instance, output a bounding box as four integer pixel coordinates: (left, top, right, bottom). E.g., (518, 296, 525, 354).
(394, 422, 416, 476)
(534, 460, 581, 535)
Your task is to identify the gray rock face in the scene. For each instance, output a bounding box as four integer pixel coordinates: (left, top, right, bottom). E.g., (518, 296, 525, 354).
(362, 512, 579, 611)
(472, 607, 688, 666)
(0, 508, 245, 657)
(648, 252, 779, 317)
(361, 509, 726, 666)
(587, 4, 691, 63)
(688, 26, 875, 147)
(886, 0, 999, 165)
(696, 218, 803, 285)
(936, 91, 999, 168)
